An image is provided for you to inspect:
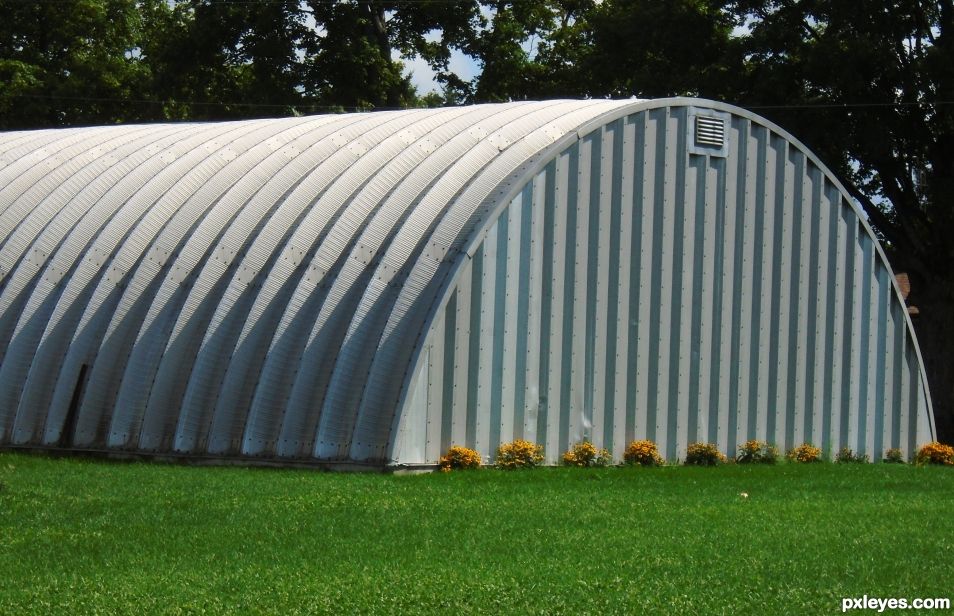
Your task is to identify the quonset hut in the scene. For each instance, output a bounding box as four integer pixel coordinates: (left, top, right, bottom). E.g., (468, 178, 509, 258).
(0, 99, 936, 468)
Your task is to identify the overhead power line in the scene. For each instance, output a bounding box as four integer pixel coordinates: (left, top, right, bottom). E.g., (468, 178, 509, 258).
(8, 92, 954, 112)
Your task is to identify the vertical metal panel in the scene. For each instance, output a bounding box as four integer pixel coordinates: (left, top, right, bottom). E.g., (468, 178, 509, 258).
(499, 192, 521, 446)
(738, 123, 761, 448)
(695, 154, 719, 446)
(768, 139, 792, 446)
(646, 108, 668, 447)
(545, 151, 570, 461)
(614, 115, 639, 457)
(590, 127, 611, 451)
(425, 309, 444, 462)
(634, 112, 656, 446)
(521, 173, 547, 445)
(567, 138, 587, 454)
(440, 291, 457, 453)
(728, 117, 752, 454)
(511, 186, 532, 441)
(452, 264, 472, 449)
(475, 220, 497, 456)
(873, 264, 890, 456)
(827, 198, 849, 451)
(393, 347, 428, 462)
(536, 164, 558, 447)
(859, 236, 877, 455)
(600, 120, 623, 452)
(840, 206, 859, 452)
(790, 155, 811, 448)
(488, 209, 509, 451)
(674, 113, 696, 459)
(465, 246, 483, 451)
(398, 102, 935, 466)
(753, 131, 776, 442)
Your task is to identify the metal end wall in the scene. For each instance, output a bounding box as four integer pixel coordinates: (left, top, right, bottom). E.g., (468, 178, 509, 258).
(0, 99, 935, 467)
(388, 100, 935, 464)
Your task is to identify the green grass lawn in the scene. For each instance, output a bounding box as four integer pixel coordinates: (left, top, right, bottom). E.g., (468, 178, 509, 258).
(0, 454, 952, 615)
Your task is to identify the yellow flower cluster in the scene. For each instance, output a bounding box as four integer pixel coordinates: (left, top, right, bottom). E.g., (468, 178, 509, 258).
(495, 439, 545, 470)
(914, 442, 954, 466)
(787, 443, 822, 463)
(684, 442, 727, 466)
(623, 440, 663, 467)
(438, 445, 482, 472)
(562, 441, 612, 467)
(736, 439, 779, 464)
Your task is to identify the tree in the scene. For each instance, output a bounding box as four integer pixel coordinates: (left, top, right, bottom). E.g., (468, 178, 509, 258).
(578, 0, 738, 99)
(138, 0, 310, 120)
(0, 0, 148, 129)
(725, 0, 954, 442)
(461, 0, 954, 441)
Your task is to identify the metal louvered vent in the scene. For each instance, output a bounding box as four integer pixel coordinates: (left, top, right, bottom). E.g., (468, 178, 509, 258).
(695, 116, 725, 147)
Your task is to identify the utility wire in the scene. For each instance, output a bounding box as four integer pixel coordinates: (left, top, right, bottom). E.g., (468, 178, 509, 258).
(6, 93, 384, 112)
(7, 92, 954, 112)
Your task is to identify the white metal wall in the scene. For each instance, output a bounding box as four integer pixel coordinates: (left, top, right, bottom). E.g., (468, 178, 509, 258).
(390, 103, 935, 464)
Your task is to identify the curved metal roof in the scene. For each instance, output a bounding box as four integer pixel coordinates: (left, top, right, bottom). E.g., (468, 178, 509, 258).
(0, 98, 935, 466)
(0, 100, 636, 462)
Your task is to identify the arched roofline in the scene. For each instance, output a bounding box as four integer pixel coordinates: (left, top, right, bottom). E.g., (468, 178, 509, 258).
(387, 97, 935, 461)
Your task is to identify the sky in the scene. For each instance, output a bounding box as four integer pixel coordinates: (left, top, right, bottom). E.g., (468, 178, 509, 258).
(402, 50, 480, 95)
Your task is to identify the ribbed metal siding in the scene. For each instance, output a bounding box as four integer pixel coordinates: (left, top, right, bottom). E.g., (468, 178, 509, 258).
(0, 99, 935, 467)
(391, 104, 935, 464)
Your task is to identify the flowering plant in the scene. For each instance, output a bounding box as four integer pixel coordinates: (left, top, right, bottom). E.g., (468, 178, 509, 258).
(914, 442, 954, 466)
(623, 440, 663, 467)
(835, 447, 869, 463)
(562, 441, 612, 467)
(495, 439, 545, 470)
(684, 442, 727, 466)
(787, 443, 822, 463)
(736, 439, 779, 464)
(883, 448, 905, 464)
(438, 445, 482, 472)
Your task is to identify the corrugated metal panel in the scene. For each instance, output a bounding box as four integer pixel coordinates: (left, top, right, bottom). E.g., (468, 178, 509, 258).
(382, 102, 935, 464)
(0, 99, 936, 467)
(264, 103, 535, 460)
(0, 120, 255, 443)
(346, 100, 632, 461)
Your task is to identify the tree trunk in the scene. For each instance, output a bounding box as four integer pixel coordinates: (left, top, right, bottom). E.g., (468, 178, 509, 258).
(361, 1, 402, 108)
(907, 277, 954, 444)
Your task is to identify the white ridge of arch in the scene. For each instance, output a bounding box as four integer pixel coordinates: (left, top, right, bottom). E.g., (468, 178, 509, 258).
(241, 106, 469, 457)
(169, 110, 410, 454)
(0, 120, 250, 442)
(0, 124, 193, 288)
(314, 99, 624, 460)
(75, 116, 311, 450)
(0, 125, 162, 253)
(258, 102, 540, 458)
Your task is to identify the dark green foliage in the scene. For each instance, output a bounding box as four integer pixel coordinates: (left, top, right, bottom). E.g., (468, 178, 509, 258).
(724, 1, 954, 443)
(0, 0, 149, 128)
(835, 447, 871, 464)
(884, 448, 906, 464)
(736, 440, 780, 464)
(683, 442, 728, 466)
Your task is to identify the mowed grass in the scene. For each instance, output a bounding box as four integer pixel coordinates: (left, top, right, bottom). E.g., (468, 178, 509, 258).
(0, 454, 952, 615)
